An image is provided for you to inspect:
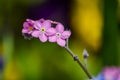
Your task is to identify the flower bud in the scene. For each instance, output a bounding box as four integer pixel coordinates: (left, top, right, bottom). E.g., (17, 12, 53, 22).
(83, 49, 89, 59)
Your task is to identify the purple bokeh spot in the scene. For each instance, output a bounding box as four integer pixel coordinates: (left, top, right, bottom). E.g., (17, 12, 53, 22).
(0, 56, 3, 73)
(28, 0, 71, 29)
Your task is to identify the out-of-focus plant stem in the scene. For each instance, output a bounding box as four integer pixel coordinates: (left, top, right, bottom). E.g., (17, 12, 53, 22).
(64, 39, 93, 79)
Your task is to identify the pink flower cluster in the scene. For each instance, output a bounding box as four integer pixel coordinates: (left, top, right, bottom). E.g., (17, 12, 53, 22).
(22, 18, 71, 47)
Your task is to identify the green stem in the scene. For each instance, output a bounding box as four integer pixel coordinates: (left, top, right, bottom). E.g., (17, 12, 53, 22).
(64, 46, 93, 79)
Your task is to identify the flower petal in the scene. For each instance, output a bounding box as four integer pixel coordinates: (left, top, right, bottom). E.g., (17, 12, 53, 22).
(26, 19, 34, 22)
(23, 22, 29, 28)
(38, 18, 45, 23)
(49, 36, 57, 42)
(34, 21, 42, 29)
(94, 74, 105, 80)
(31, 30, 40, 38)
(56, 23, 64, 33)
(61, 31, 71, 39)
(22, 29, 28, 33)
(42, 20, 51, 29)
(26, 19, 35, 25)
(28, 31, 33, 34)
(57, 38, 66, 47)
(46, 28, 56, 36)
(39, 34, 47, 42)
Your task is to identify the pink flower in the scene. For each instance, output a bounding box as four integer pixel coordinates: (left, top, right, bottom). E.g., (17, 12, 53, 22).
(22, 19, 35, 34)
(101, 67, 120, 80)
(117, 74, 120, 80)
(22, 18, 71, 44)
(32, 20, 56, 42)
(48, 23, 71, 47)
(95, 67, 120, 80)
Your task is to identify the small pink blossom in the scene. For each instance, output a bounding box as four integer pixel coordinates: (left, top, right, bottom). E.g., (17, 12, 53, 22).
(32, 20, 56, 42)
(48, 23, 71, 47)
(95, 67, 120, 80)
(22, 19, 35, 34)
(102, 67, 120, 80)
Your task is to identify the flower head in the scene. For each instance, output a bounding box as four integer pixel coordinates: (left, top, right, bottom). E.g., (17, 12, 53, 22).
(48, 23, 71, 47)
(95, 67, 120, 80)
(102, 67, 120, 80)
(32, 19, 56, 42)
(22, 19, 35, 34)
(22, 18, 71, 45)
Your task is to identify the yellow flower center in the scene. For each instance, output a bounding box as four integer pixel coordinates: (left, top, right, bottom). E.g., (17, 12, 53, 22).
(40, 28, 46, 33)
(28, 26, 33, 31)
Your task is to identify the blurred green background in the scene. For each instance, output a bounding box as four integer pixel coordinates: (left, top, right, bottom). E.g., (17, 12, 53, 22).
(0, 0, 120, 80)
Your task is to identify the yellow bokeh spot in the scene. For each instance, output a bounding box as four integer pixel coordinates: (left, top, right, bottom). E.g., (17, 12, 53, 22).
(71, 0, 103, 51)
(4, 60, 22, 80)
